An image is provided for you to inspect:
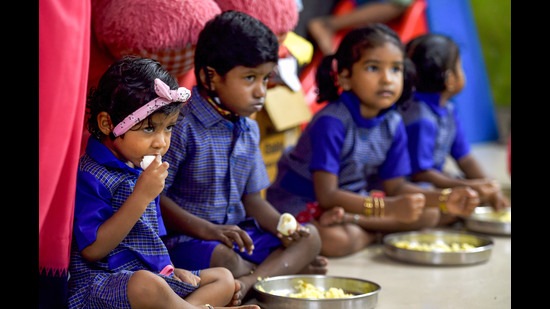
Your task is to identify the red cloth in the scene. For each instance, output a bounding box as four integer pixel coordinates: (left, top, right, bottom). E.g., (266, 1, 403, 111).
(39, 0, 90, 276)
(296, 202, 324, 223)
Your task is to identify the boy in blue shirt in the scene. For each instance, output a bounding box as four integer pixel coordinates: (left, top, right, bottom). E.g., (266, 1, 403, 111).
(160, 11, 328, 305)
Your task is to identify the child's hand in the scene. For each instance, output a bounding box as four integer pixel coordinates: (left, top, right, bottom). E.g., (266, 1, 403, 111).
(277, 224, 310, 248)
(205, 223, 255, 255)
(134, 155, 168, 199)
(468, 179, 509, 211)
(385, 193, 425, 223)
(173, 268, 201, 286)
(486, 190, 510, 211)
(445, 186, 480, 216)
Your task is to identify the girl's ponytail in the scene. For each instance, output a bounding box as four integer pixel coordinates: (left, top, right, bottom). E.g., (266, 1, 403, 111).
(315, 55, 340, 103)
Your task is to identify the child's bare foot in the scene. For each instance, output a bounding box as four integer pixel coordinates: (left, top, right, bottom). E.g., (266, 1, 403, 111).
(318, 207, 345, 226)
(308, 17, 335, 55)
(211, 305, 260, 309)
(233, 276, 257, 306)
(227, 280, 243, 306)
(299, 255, 329, 274)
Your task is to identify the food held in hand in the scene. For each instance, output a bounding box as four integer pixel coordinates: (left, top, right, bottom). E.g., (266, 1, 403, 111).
(140, 155, 158, 169)
(277, 213, 298, 236)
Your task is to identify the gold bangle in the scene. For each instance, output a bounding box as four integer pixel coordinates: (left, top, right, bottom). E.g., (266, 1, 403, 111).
(439, 188, 452, 213)
(373, 197, 379, 217)
(363, 197, 373, 217)
(379, 198, 385, 217)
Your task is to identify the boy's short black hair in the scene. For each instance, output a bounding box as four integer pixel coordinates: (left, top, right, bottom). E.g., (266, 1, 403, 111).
(194, 10, 279, 90)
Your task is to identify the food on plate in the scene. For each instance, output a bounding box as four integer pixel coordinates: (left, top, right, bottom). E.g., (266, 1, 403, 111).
(277, 213, 298, 236)
(140, 155, 158, 169)
(256, 279, 354, 299)
(393, 240, 476, 252)
(485, 209, 511, 222)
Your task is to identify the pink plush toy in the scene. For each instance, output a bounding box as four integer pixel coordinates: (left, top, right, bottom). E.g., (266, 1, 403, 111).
(82, 0, 221, 155)
(91, 0, 221, 86)
(214, 0, 298, 43)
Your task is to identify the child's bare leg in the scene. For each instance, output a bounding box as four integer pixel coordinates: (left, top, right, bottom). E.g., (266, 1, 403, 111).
(228, 280, 244, 306)
(233, 224, 323, 303)
(314, 221, 377, 257)
(298, 255, 329, 274)
(318, 206, 345, 226)
(184, 267, 234, 307)
(210, 243, 256, 278)
(127, 269, 261, 309)
(213, 305, 261, 309)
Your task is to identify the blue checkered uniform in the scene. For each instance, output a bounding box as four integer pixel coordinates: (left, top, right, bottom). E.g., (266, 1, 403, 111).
(162, 87, 279, 269)
(68, 137, 199, 309)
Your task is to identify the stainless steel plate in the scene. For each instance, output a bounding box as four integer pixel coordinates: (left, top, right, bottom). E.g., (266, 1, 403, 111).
(383, 230, 494, 266)
(465, 206, 511, 235)
(253, 275, 381, 309)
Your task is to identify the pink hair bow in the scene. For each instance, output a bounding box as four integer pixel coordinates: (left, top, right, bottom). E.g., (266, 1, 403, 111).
(112, 79, 191, 137)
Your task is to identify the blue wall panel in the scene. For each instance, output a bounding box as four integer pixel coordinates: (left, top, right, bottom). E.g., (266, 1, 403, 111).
(425, 0, 499, 143)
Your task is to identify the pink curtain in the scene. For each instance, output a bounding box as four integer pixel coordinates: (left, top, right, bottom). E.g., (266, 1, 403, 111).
(39, 0, 90, 282)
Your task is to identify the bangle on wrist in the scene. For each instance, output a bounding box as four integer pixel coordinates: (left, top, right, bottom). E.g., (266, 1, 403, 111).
(378, 198, 385, 217)
(439, 188, 452, 213)
(363, 197, 373, 217)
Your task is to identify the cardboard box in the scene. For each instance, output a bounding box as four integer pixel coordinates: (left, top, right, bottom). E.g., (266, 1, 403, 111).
(257, 86, 312, 184)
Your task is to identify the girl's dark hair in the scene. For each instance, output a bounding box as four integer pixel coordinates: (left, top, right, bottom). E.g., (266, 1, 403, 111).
(315, 23, 409, 104)
(194, 10, 279, 91)
(86, 56, 181, 140)
(405, 33, 460, 92)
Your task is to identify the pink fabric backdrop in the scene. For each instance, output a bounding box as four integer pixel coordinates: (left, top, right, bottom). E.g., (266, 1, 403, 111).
(39, 0, 90, 276)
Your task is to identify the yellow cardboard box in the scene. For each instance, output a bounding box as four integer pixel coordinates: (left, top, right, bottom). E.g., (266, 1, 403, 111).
(256, 85, 312, 184)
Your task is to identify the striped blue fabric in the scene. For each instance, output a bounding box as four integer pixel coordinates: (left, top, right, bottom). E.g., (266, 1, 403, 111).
(398, 92, 470, 173)
(267, 91, 410, 216)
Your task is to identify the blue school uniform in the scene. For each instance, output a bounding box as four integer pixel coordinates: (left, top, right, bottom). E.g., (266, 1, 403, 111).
(266, 91, 411, 221)
(397, 92, 470, 174)
(162, 87, 281, 270)
(68, 137, 199, 309)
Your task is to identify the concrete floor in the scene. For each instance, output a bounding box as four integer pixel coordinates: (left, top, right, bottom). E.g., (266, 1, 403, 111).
(247, 141, 511, 308)
(326, 142, 511, 309)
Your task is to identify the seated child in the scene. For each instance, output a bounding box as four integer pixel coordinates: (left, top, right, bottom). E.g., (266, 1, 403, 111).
(266, 24, 480, 258)
(159, 11, 328, 305)
(69, 55, 258, 309)
(399, 33, 510, 210)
